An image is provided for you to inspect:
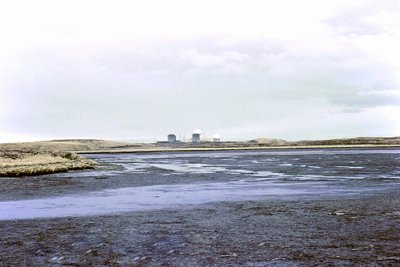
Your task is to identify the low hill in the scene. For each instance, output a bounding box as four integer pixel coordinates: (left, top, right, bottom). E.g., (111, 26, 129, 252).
(288, 136, 400, 146)
(0, 139, 152, 153)
(247, 136, 400, 147)
(250, 138, 289, 146)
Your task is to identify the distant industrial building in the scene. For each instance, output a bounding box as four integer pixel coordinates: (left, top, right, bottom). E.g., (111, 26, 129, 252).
(213, 133, 221, 142)
(167, 134, 176, 143)
(157, 133, 180, 144)
(192, 129, 201, 143)
(192, 133, 200, 143)
(157, 129, 220, 144)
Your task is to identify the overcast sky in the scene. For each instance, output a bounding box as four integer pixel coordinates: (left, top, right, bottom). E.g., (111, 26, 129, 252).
(1, 0, 399, 143)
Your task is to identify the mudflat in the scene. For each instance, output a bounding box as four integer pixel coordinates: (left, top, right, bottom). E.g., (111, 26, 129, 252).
(0, 149, 399, 266)
(1, 138, 399, 177)
(0, 191, 399, 266)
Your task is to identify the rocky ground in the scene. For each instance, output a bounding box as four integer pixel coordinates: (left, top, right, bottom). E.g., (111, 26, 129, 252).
(0, 190, 399, 266)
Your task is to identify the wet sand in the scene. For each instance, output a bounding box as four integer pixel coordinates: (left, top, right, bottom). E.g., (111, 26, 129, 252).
(0, 190, 399, 266)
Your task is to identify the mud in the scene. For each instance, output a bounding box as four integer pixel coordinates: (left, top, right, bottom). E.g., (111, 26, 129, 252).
(0, 191, 399, 266)
(1, 149, 399, 266)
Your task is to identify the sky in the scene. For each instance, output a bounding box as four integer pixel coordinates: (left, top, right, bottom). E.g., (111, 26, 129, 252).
(0, 0, 400, 143)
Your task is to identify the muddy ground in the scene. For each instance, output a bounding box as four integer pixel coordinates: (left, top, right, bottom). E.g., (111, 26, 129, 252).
(0, 190, 399, 266)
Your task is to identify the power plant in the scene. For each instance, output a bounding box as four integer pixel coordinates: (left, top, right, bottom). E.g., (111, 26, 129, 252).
(157, 129, 221, 144)
(213, 133, 221, 142)
(167, 134, 176, 143)
(192, 129, 201, 143)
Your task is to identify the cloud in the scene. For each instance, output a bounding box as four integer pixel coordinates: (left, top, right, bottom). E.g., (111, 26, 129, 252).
(0, 1, 399, 142)
(324, 0, 400, 35)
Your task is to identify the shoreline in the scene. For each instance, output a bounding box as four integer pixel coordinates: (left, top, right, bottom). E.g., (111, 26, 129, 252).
(1, 142, 399, 177)
(75, 144, 400, 154)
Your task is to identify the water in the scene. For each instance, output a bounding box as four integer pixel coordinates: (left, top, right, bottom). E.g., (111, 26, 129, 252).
(1, 149, 399, 220)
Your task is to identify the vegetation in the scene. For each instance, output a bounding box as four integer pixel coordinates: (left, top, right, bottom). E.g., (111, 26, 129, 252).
(0, 139, 149, 152)
(0, 151, 96, 177)
(0, 139, 148, 177)
(288, 136, 400, 146)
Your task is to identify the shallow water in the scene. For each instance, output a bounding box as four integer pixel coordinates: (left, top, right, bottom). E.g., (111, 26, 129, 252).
(1, 149, 399, 220)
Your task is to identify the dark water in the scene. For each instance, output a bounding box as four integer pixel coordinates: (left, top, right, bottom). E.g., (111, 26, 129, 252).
(1, 149, 399, 220)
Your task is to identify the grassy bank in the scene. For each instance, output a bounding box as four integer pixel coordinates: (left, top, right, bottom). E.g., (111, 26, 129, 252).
(0, 151, 96, 177)
(0, 139, 137, 177)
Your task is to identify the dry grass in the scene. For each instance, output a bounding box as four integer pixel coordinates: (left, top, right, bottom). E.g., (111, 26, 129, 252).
(1, 154, 67, 167)
(0, 152, 96, 177)
(0, 150, 97, 177)
(0, 139, 147, 177)
(0, 139, 144, 152)
(0, 139, 143, 177)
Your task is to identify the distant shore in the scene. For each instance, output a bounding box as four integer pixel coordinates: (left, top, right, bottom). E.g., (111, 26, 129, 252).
(1, 138, 399, 177)
(75, 144, 400, 154)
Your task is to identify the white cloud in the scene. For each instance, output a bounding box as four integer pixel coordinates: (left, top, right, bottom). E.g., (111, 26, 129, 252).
(0, 0, 399, 142)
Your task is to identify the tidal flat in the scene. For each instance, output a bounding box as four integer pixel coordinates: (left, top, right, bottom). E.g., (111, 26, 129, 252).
(0, 193, 399, 266)
(0, 149, 399, 266)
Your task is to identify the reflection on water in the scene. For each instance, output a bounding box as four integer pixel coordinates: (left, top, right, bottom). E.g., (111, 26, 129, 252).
(1, 149, 399, 220)
(0, 182, 312, 220)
